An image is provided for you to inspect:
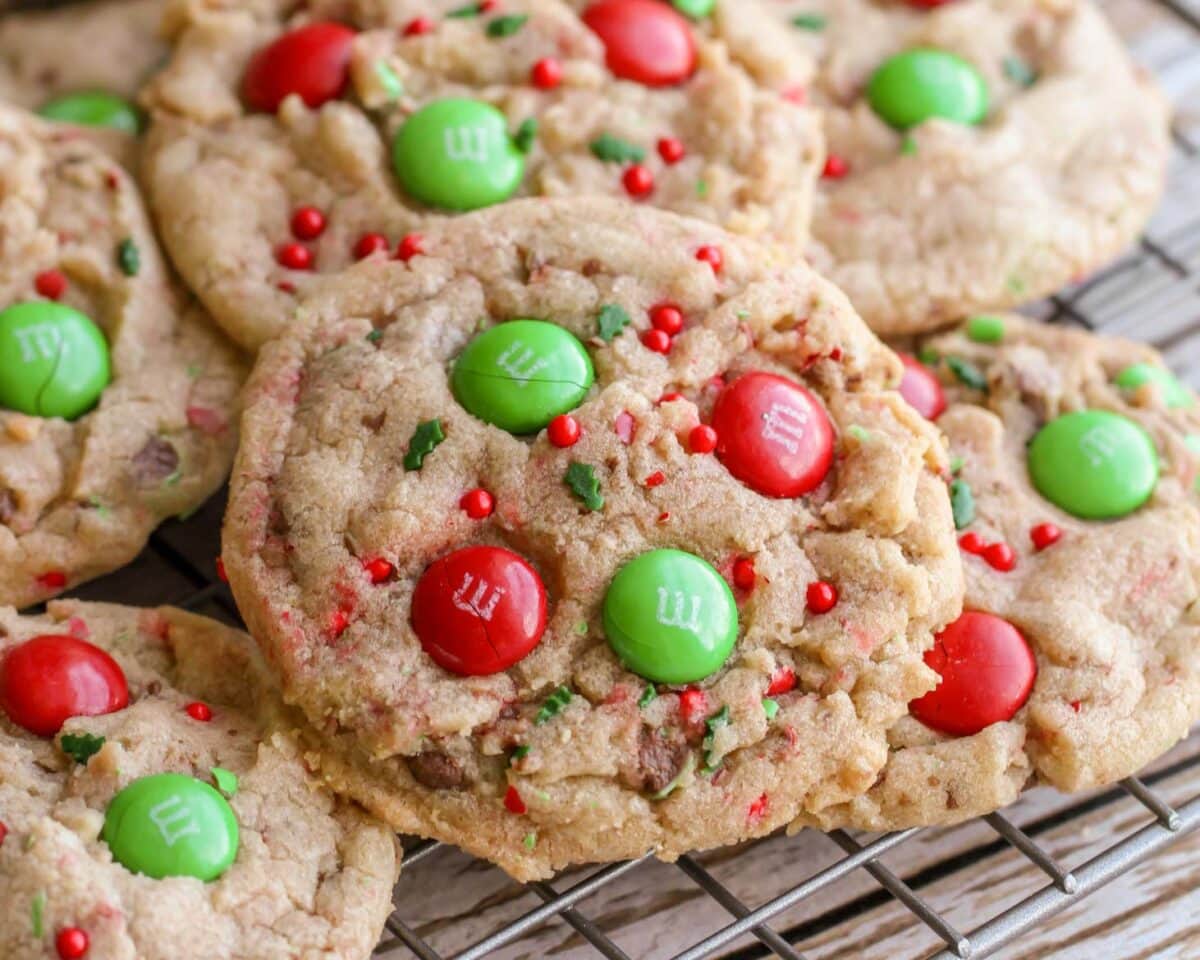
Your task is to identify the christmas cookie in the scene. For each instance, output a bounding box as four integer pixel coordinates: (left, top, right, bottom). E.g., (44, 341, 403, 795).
(802, 315, 1200, 830)
(223, 198, 962, 880)
(730, 0, 1170, 334)
(0, 600, 400, 960)
(0, 105, 245, 609)
(140, 0, 822, 350)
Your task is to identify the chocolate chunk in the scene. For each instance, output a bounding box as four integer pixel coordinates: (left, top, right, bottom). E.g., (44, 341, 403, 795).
(408, 751, 468, 791)
(131, 436, 179, 486)
(630, 728, 690, 794)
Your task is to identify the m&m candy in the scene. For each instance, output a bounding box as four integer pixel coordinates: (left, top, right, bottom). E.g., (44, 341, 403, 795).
(242, 22, 357, 113)
(39, 92, 142, 134)
(411, 546, 548, 676)
(1027, 410, 1158, 519)
(581, 0, 697, 87)
(392, 99, 527, 211)
(897, 353, 946, 420)
(0, 302, 110, 419)
(0, 635, 128, 737)
(603, 549, 737, 684)
(867, 49, 989, 130)
(1114, 363, 1193, 409)
(710, 371, 834, 498)
(451, 320, 594, 434)
(103, 773, 239, 881)
(909, 611, 1036, 736)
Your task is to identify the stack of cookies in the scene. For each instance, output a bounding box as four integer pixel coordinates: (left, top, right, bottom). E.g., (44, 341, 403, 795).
(0, 0, 1195, 956)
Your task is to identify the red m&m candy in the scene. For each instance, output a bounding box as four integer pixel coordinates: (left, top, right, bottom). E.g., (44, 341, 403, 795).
(411, 546, 547, 676)
(243, 22, 357, 113)
(0, 635, 129, 737)
(710, 372, 834, 498)
(897, 353, 946, 421)
(581, 0, 697, 87)
(909, 612, 1036, 737)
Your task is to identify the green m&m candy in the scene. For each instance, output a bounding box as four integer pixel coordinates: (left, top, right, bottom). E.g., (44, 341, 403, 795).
(102, 773, 239, 882)
(451, 319, 593, 434)
(39, 92, 142, 134)
(391, 98, 526, 211)
(0, 302, 110, 420)
(867, 49, 989, 130)
(1027, 410, 1159, 520)
(1114, 363, 1193, 409)
(603, 549, 737, 685)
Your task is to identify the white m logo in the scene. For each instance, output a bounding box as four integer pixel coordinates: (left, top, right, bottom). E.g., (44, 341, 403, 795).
(761, 402, 809, 455)
(656, 588, 702, 633)
(496, 341, 548, 385)
(13, 324, 65, 364)
(1079, 426, 1117, 467)
(148, 795, 201, 848)
(443, 125, 492, 163)
(452, 573, 506, 621)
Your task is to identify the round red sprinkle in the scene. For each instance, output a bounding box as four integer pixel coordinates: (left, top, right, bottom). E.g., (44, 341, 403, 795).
(711, 371, 835, 498)
(215, 557, 228, 582)
(689, 424, 718, 454)
(185, 701, 213, 722)
(644, 471, 666, 487)
(354, 232, 389, 259)
(411, 546, 547, 676)
(732, 557, 756, 591)
(242, 22, 357, 113)
(897, 353, 946, 421)
(547, 414, 581, 448)
(531, 57, 563, 90)
(958, 532, 986, 555)
(623, 164, 654, 197)
(657, 136, 685, 164)
(650, 304, 684, 335)
(290, 206, 326, 240)
(678, 686, 707, 725)
(0, 821, 6, 847)
(504, 784, 527, 814)
(0, 636, 128, 737)
(766, 666, 795, 696)
(480, 0, 499, 10)
(822, 154, 850, 179)
(396, 233, 424, 261)
(37, 571, 67, 590)
(276, 243, 313, 271)
(403, 16, 434, 36)
(910, 611, 1036, 737)
(35, 269, 67, 300)
(1030, 523, 1062, 551)
(364, 557, 394, 584)
(806, 580, 838, 614)
(55, 927, 89, 960)
(642, 328, 672, 354)
(581, 0, 697, 87)
(984, 542, 1016, 572)
(695, 245, 724, 273)
(461, 488, 495, 519)
(327, 609, 350, 639)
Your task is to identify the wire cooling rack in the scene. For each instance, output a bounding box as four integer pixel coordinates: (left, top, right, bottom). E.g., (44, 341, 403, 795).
(45, 0, 1200, 956)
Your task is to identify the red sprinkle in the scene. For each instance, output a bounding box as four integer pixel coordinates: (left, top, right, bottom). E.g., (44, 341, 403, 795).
(185, 701, 213, 722)
(55, 928, 89, 960)
(403, 16, 434, 36)
(659, 391, 685, 404)
(657, 511, 670, 524)
(678, 687, 707, 725)
(732, 557, 756, 591)
(396, 233, 424, 261)
(364, 557, 394, 584)
(1070, 700, 1082, 713)
(215, 557, 228, 582)
(1030, 523, 1062, 552)
(0, 821, 6, 847)
(822, 154, 850, 179)
(531, 57, 562, 89)
(644, 471, 666, 488)
(326, 609, 350, 639)
(354, 233, 389, 259)
(480, 0, 499, 10)
(747, 792, 769, 823)
(623, 164, 655, 197)
(984, 542, 1017, 572)
(35, 269, 67, 300)
(461, 488, 495, 519)
(657, 136, 685, 164)
(650, 304, 684, 335)
(504, 785, 527, 814)
(276, 243, 314, 271)
(37, 571, 67, 590)
(642, 328, 672, 354)
(806, 580, 838, 614)
(688, 424, 718, 454)
(548, 414, 581, 448)
(958, 532, 986, 555)
(695, 245, 724, 273)
(766, 666, 796, 696)
(290, 206, 326, 240)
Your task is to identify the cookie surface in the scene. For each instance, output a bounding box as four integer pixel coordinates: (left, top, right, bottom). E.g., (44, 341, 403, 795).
(0, 105, 245, 609)
(803, 315, 1200, 831)
(223, 198, 962, 879)
(0, 600, 399, 960)
(731, 0, 1169, 334)
(141, 0, 822, 350)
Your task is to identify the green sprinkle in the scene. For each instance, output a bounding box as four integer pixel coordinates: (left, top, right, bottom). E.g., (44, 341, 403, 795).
(790, 13, 826, 30)
(901, 134, 918, 156)
(374, 60, 404, 99)
(671, 0, 716, 17)
(522, 831, 538, 850)
(950, 455, 966, 475)
(589, 132, 646, 164)
(486, 14, 528, 37)
(60, 732, 105, 765)
(966, 314, 1006, 343)
(366, 328, 384, 343)
(736, 310, 750, 320)
(762, 697, 779, 721)
(186, 363, 202, 379)
(31, 891, 45, 938)
(565, 462, 604, 511)
(917, 346, 940, 366)
(117, 237, 140, 277)
(701, 705, 731, 773)
(597, 303, 632, 342)
(1002, 56, 1037, 87)
(162, 468, 182, 487)
(1006, 274, 1026, 295)
(513, 117, 538, 154)
(947, 356, 988, 392)
(950, 478, 976, 530)
(511, 744, 531, 761)
(695, 178, 709, 199)
(535, 685, 572, 725)
(638, 684, 658, 708)
(211, 767, 239, 798)
(404, 419, 446, 471)
(847, 424, 871, 443)
(87, 496, 110, 518)
(650, 751, 694, 800)
(447, 2, 483, 16)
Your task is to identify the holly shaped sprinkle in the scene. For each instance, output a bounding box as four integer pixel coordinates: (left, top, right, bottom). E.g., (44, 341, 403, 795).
(60, 732, 105, 765)
(404, 419, 445, 471)
(950, 478, 975, 530)
(535, 685, 573, 724)
(791, 13, 826, 30)
(589, 133, 646, 164)
(946, 356, 987, 391)
(565, 462, 605, 511)
(486, 15, 528, 37)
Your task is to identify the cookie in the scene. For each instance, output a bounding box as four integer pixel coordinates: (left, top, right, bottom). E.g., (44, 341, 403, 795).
(0, 105, 245, 609)
(0, 599, 400, 960)
(801, 315, 1200, 831)
(140, 0, 822, 351)
(222, 197, 962, 880)
(725, 0, 1170, 334)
